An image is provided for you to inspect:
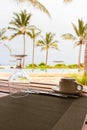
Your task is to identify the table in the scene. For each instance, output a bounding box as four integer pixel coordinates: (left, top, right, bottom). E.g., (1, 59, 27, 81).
(0, 94, 87, 130)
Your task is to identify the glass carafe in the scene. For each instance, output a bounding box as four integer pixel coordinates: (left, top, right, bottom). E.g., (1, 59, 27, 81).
(8, 55, 30, 98)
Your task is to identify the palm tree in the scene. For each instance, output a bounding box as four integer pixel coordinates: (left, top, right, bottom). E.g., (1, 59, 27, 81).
(36, 32, 59, 65)
(0, 28, 7, 43)
(8, 10, 35, 67)
(62, 19, 87, 72)
(27, 27, 41, 68)
(16, 0, 50, 17)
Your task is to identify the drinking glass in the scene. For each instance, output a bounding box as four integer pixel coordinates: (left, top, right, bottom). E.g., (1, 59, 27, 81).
(8, 54, 30, 98)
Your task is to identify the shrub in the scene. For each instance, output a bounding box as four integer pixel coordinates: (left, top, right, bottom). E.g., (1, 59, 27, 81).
(81, 74, 87, 85)
(38, 62, 46, 66)
(67, 64, 78, 69)
(70, 74, 87, 85)
(54, 64, 66, 68)
(26, 64, 37, 68)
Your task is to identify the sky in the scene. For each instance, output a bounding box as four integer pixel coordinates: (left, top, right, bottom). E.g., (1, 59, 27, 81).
(0, 0, 87, 66)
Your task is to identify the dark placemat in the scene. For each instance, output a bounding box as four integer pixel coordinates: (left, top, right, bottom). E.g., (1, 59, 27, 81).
(53, 96, 87, 130)
(0, 94, 75, 130)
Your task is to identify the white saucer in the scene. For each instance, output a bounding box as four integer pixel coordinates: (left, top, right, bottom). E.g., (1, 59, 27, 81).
(52, 86, 83, 94)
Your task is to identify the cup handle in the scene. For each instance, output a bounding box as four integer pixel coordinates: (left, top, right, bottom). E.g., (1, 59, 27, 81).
(75, 82, 83, 91)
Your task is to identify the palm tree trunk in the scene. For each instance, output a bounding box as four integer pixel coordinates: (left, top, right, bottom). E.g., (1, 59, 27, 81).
(78, 44, 82, 72)
(46, 49, 48, 66)
(84, 40, 87, 75)
(32, 38, 35, 69)
(23, 34, 26, 67)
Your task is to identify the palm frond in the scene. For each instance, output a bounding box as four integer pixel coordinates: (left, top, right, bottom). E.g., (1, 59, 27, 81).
(40, 35, 46, 43)
(72, 23, 80, 36)
(35, 32, 41, 37)
(64, 0, 72, 3)
(16, 0, 50, 17)
(4, 44, 12, 53)
(78, 19, 85, 35)
(50, 40, 59, 45)
(62, 33, 76, 40)
(45, 33, 55, 44)
(0, 28, 6, 36)
(0, 36, 8, 41)
(11, 13, 22, 27)
(50, 43, 59, 50)
(0, 28, 8, 41)
(84, 23, 87, 30)
(20, 10, 32, 26)
(26, 32, 33, 37)
(27, 25, 37, 30)
(9, 32, 21, 40)
(8, 27, 20, 32)
(36, 40, 45, 46)
(28, 0, 51, 17)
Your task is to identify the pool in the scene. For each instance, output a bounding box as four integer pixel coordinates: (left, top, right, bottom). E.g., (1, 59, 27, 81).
(0, 68, 83, 74)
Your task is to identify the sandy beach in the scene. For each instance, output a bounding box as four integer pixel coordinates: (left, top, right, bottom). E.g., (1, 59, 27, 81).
(0, 72, 69, 84)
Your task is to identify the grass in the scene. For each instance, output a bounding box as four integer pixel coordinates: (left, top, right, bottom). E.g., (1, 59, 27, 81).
(69, 73, 87, 85)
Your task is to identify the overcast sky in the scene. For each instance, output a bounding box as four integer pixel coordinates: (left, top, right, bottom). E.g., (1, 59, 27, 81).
(0, 0, 86, 66)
